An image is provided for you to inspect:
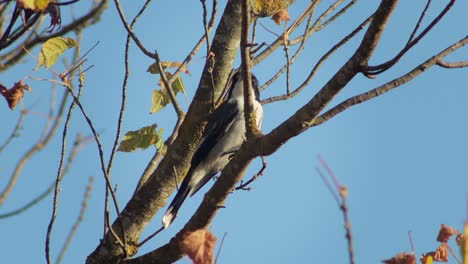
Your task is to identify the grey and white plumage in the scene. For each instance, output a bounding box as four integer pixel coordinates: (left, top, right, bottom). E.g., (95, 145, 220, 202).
(162, 71, 263, 228)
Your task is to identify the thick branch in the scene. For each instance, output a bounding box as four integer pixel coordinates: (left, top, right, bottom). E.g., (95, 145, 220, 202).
(86, 1, 248, 263)
(258, 0, 399, 157)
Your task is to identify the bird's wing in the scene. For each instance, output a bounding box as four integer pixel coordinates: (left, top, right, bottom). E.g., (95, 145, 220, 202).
(190, 99, 239, 171)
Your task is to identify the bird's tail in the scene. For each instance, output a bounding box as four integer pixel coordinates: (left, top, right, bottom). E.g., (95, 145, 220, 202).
(162, 184, 191, 229)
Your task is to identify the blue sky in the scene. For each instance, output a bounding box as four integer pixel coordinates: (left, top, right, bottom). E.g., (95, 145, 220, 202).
(1, 1, 467, 263)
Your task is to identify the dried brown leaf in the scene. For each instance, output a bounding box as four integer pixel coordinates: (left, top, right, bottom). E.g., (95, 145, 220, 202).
(433, 243, 448, 262)
(180, 229, 217, 264)
(272, 9, 290, 25)
(382, 252, 416, 264)
(0, 81, 32, 110)
(437, 224, 458, 243)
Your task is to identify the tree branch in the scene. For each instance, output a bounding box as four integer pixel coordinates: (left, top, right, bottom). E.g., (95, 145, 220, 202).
(87, 1, 250, 262)
(123, 1, 399, 262)
(312, 36, 468, 126)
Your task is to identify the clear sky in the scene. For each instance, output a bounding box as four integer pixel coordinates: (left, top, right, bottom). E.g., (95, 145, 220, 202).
(1, 1, 467, 263)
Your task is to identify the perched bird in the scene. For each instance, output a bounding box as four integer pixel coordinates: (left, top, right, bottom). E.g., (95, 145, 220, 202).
(162, 71, 263, 228)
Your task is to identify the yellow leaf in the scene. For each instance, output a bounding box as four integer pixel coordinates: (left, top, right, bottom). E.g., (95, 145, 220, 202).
(18, 0, 51, 12)
(36, 37, 77, 70)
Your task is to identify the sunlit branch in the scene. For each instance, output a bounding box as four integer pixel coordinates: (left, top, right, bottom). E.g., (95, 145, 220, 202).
(55, 176, 94, 264)
(436, 59, 468, 69)
(105, 0, 152, 235)
(0, 0, 108, 72)
(0, 91, 69, 206)
(364, 0, 456, 76)
(313, 36, 468, 127)
(259, 8, 315, 92)
(261, 14, 373, 104)
(113, 0, 155, 58)
(252, 1, 320, 66)
(0, 133, 90, 219)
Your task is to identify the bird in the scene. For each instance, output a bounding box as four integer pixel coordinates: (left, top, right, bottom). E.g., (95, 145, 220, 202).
(162, 71, 263, 228)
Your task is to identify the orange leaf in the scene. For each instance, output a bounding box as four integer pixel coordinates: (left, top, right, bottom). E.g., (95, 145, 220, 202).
(0, 81, 32, 110)
(437, 224, 458, 243)
(272, 9, 290, 25)
(180, 229, 217, 264)
(433, 243, 448, 262)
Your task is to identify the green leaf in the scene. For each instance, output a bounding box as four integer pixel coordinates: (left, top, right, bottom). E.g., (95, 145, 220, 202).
(118, 124, 164, 152)
(167, 73, 186, 94)
(155, 128, 166, 153)
(35, 37, 77, 70)
(18, 0, 51, 12)
(146, 61, 188, 75)
(150, 89, 171, 114)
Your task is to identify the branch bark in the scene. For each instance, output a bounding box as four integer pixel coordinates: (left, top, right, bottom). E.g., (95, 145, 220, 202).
(86, 0, 248, 262)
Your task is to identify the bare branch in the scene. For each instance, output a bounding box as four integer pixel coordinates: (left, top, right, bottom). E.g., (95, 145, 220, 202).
(261, 14, 373, 104)
(259, 8, 315, 92)
(0, 133, 91, 219)
(105, 1, 152, 236)
(0, 109, 26, 153)
(313, 36, 468, 127)
(56, 176, 94, 264)
(436, 59, 468, 68)
(317, 157, 355, 264)
(0, 91, 69, 206)
(407, 0, 431, 45)
(0, 1, 108, 72)
(364, 0, 456, 76)
(154, 51, 185, 117)
(235, 157, 267, 191)
(112, 0, 155, 58)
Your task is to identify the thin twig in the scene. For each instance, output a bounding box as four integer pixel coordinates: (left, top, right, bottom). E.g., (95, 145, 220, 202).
(104, 0, 152, 237)
(364, 0, 456, 76)
(436, 59, 468, 68)
(407, 0, 431, 45)
(45, 70, 81, 264)
(65, 78, 127, 252)
(446, 244, 462, 264)
(240, 0, 257, 138)
(0, 133, 90, 219)
(283, 22, 291, 95)
(317, 157, 354, 264)
(154, 51, 184, 117)
(55, 176, 94, 264)
(0, 0, 108, 72)
(312, 36, 468, 127)
(261, 14, 373, 104)
(235, 157, 267, 191)
(113, 0, 155, 58)
(0, 109, 26, 153)
(315, 167, 340, 206)
(408, 231, 415, 254)
(200, 0, 211, 56)
(316, 0, 358, 31)
(0, 90, 69, 206)
(260, 8, 315, 92)
(137, 226, 164, 247)
(252, 1, 319, 66)
(214, 232, 227, 264)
